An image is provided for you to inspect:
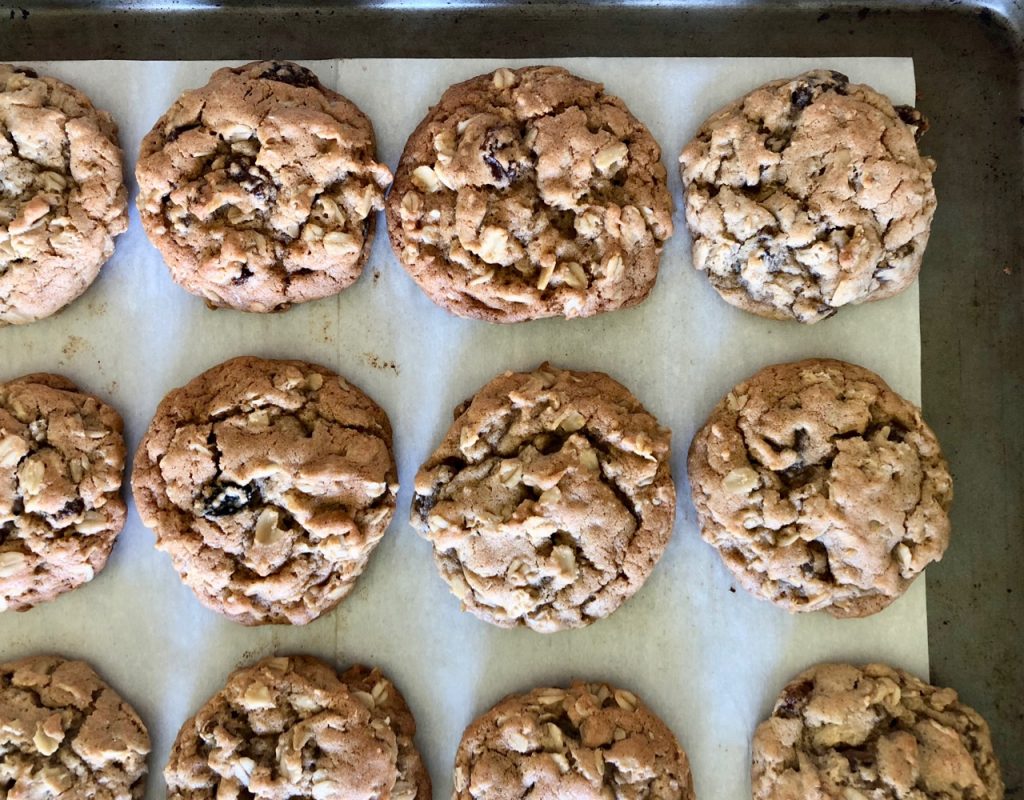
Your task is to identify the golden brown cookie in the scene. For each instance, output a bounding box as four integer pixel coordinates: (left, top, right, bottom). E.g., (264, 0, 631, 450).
(413, 363, 675, 632)
(753, 663, 1004, 800)
(340, 665, 432, 800)
(0, 65, 127, 325)
(0, 373, 126, 613)
(679, 70, 936, 323)
(131, 356, 397, 625)
(136, 60, 392, 313)
(688, 358, 952, 617)
(0, 655, 150, 799)
(453, 681, 694, 800)
(165, 655, 429, 800)
(387, 66, 673, 322)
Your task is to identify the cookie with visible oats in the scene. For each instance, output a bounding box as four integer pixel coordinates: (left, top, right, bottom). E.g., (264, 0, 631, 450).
(687, 358, 952, 617)
(136, 60, 392, 313)
(340, 665, 432, 800)
(386, 65, 673, 322)
(165, 655, 429, 800)
(0, 655, 150, 799)
(412, 363, 675, 632)
(753, 663, 1004, 800)
(679, 70, 936, 323)
(453, 681, 694, 800)
(0, 373, 127, 613)
(130, 356, 397, 625)
(0, 64, 127, 325)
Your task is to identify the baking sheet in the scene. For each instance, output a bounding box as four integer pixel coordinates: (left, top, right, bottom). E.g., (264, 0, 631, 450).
(0, 57, 925, 799)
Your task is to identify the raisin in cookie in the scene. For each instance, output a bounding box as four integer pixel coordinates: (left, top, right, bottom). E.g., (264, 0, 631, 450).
(753, 663, 1004, 800)
(679, 70, 935, 323)
(0, 655, 150, 799)
(688, 358, 951, 618)
(453, 681, 694, 800)
(131, 356, 397, 625)
(387, 66, 673, 322)
(1, 373, 127, 613)
(136, 60, 392, 313)
(165, 655, 429, 800)
(413, 363, 675, 632)
(0, 65, 127, 325)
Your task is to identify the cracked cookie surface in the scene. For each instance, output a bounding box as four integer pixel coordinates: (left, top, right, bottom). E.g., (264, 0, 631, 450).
(130, 356, 397, 625)
(753, 663, 1004, 800)
(688, 358, 951, 618)
(165, 655, 429, 800)
(454, 681, 694, 800)
(413, 363, 675, 632)
(136, 60, 392, 313)
(679, 70, 935, 323)
(0, 64, 127, 325)
(0, 373, 126, 613)
(340, 665, 432, 800)
(386, 66, 673, 322)
(0, 655, 150, 800)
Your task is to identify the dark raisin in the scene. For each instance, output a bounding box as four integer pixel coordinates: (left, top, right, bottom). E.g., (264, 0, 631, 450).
(225, 156, 277, 204)
(482, 127, 526, 186)
(827, 70, 850, 94)
(258, 61, 320, 89)
(200, 483, 256, 518)
(776, 679, 814, 718)
(894, 104, 929, 140)
(791, 85, 814, 110)
(232, 266, 254, 285)
(12, 66, 37, 79)
(762, 251, 785, 274)
(482, 152, 511, 183)
(412, 493, 436, 523)
(801, 72, 850, 98)
(53, 498, 85, 520)
(779, 463, 816, 487)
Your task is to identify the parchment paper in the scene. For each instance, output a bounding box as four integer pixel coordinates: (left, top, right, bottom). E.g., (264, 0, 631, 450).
(0, 58, 927, 799)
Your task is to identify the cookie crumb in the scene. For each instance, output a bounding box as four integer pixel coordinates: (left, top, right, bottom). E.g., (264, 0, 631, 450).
(363, 352, 400, 375)
(62, 335, 86, 358)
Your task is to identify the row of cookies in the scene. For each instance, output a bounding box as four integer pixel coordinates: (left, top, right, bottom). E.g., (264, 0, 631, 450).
(0, 653, 1004, 798)
(0, 61, 935, 325)
(1, 355, 951, 626)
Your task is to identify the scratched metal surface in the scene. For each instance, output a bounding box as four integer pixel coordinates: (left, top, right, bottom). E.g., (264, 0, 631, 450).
(1, 0, 1022, 793)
